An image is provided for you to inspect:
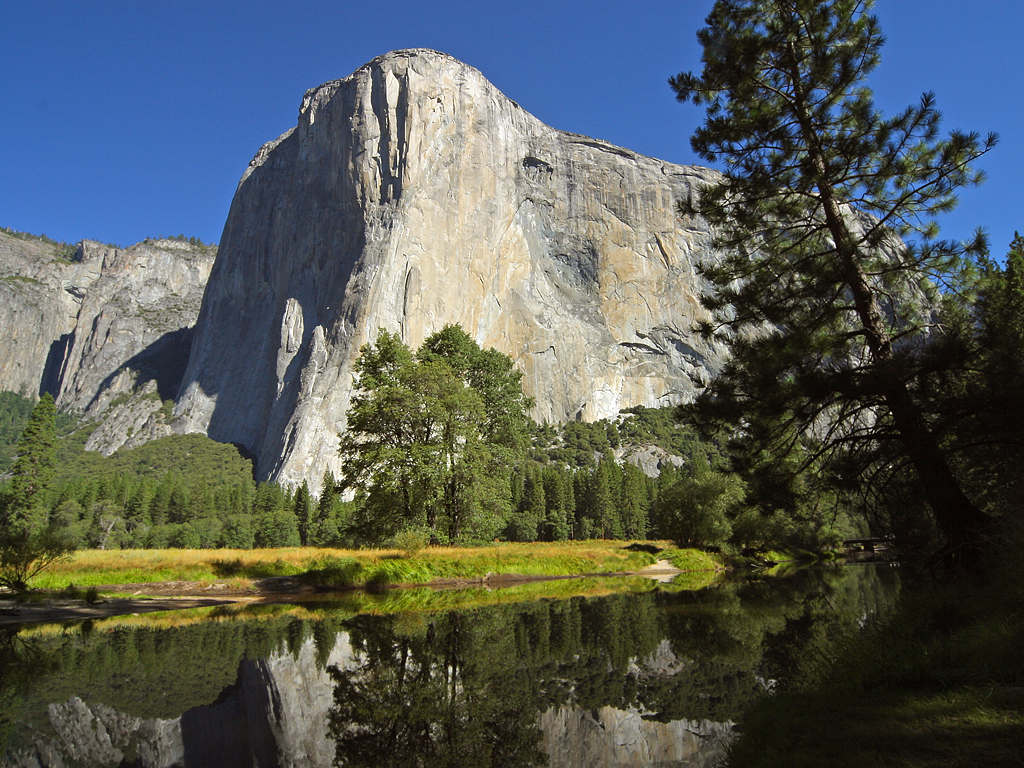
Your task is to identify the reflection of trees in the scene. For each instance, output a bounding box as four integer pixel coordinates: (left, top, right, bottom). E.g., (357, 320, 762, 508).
(0, 627, 55, 752)
(328, 571, 899, 765)
(640, 566, 901, 722)
(328, 596, 677, 766)
(329, 612, 547, 767)
(0, 567, 900, 765)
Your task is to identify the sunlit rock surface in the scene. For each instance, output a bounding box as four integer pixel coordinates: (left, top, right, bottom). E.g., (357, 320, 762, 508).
(0, 232, 214, 454)
(541, 707, 732, 768)
(175, 48, 727, 489)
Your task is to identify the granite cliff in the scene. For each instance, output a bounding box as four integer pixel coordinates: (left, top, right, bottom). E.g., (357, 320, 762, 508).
(0, 231, 214, 454)
(174, 48, 726, 489)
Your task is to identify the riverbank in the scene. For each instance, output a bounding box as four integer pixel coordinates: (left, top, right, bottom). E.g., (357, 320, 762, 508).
(0, 541, 728, 625)
(22, 541, 725, 590)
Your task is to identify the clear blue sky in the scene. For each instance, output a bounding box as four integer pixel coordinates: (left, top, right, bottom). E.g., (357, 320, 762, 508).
(1, 1, 1020, 255)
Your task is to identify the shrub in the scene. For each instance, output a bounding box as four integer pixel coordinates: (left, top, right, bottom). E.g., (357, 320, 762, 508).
(391, 528, 429, 557)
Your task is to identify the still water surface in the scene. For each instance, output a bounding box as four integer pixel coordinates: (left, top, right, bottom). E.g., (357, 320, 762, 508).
(1, 566, 898, 767)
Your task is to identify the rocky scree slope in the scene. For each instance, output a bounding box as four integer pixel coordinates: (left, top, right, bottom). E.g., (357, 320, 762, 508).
(174, 48, 728, 490)
(0, 231, 214, 454)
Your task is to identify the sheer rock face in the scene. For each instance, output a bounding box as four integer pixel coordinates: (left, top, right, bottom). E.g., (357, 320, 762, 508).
(175, 48, 726, 489)
(541, 707, 733, 768)
(0, 232, 102, 399)
(0, 232, 214, 454)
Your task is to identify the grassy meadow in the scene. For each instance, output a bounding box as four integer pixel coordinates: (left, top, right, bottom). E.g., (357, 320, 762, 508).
(27, 540, 724, 592)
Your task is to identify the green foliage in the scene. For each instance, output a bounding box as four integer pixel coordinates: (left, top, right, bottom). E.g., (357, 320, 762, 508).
(0, 394, 75, 590)
(390, 527, 429, 557)
(0, 392, 36, 472)
(3, 394, 56, 533)
(144, 234, 216, 249)
(294, 480, 313, 546)
(0, 375, 863, 555)
(728, 525, 1024, 767)
(673, 0, 996, 555)
(340, 326, 531, 544)
(653, 456, 743, 548)
(919, 233, 1024, 521)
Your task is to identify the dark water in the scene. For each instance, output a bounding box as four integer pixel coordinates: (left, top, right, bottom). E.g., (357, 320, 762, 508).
(1, 566, 899, 767)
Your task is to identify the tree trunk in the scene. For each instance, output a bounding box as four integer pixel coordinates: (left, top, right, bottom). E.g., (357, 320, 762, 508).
(791, 65, 988, 556)
(817, 177, 987, 559)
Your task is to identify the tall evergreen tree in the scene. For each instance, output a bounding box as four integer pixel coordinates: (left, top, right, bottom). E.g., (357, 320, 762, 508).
(619, 464, 649, 539)
(672, 0, 996, 556)
(294, 480, 313, 546)
(4, 393, 56, 534)
(0, 394, 72, 590)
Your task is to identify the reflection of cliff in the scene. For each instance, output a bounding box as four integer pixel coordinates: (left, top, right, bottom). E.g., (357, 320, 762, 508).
(5, 631, 731, 768)
(5, 634, 359, 768)
(541, 706, 732, 768)
(3, 569, 899, 767)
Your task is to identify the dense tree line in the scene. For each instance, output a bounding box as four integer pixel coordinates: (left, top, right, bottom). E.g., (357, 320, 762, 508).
(1, 362, 863, 555)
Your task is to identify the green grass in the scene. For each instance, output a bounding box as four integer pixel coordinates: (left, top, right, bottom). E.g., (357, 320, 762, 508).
(24, 541, 728, 592)
(660, 547, 726, 573)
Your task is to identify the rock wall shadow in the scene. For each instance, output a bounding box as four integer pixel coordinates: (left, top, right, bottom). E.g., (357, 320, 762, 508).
(39, 332, 74, 398)
(86, 327, 195, 411)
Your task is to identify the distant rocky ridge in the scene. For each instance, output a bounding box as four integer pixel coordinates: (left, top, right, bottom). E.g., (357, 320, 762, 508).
(0, 231, 214, 454)
(1, 49, 727, 488)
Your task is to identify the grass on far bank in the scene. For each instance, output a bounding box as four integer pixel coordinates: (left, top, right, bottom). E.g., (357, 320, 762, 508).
(25, 540, 725, 592)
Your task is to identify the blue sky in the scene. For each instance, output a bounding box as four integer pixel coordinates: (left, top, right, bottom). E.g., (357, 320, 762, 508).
(1, 1, 1020, 255)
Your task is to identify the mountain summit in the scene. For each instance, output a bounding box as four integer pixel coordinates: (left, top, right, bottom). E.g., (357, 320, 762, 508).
(173, 49, 726, 488)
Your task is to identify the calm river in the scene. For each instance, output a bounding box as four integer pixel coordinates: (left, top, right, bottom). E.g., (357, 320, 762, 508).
(1, 566, 898, 767)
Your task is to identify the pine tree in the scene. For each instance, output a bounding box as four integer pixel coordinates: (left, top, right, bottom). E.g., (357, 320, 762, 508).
(313, 470, 341, 545)
(541, 466, 570, 541)
(619, 464, 649, 539)
(0, 393, 73, 590)
(4, 393, 56, 534)
(672, 0, 996, 557)
(294, 480, 313, 545)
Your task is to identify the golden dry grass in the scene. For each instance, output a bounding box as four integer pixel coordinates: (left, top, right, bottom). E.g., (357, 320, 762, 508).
(18, 575, 669, 639)
(31, 540, 689, 590)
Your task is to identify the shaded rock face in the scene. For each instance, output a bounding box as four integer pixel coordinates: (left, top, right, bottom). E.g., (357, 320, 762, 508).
(0, 232, 214, 454)
(176, 48, 726, 489)
(0, 232, 101, 400)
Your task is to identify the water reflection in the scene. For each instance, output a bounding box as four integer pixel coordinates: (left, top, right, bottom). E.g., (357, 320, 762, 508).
(1, 566, 898, 767)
